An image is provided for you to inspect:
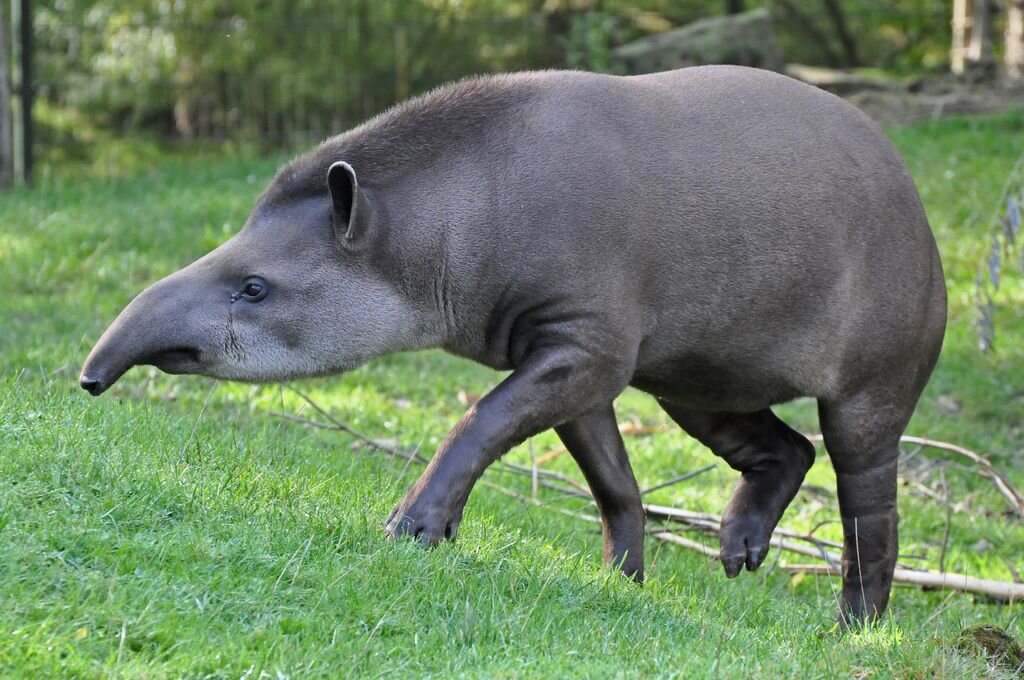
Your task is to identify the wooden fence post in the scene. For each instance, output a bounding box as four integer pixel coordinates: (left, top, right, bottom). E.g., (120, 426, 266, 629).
(17, 0, 30, 185)
(0, 3, 13, 189)
(1007, 0, 1024, 79)
(952, 0, 970, 74)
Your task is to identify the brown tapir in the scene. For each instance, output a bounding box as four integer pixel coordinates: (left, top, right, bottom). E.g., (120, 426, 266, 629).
(80, 66, 947, 624)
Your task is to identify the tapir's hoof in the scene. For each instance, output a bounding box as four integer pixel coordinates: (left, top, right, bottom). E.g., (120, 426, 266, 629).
(719, 513, 771, 578)
(385, 501, 460, 548)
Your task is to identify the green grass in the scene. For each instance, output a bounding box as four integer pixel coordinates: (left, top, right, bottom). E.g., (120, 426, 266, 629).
(2, 111, 1023, 678)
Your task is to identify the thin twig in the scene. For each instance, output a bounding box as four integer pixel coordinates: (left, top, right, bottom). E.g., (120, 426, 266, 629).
(654, 524, 845, 569)
(497, 460, 592, 496)
(653, 531, 719, 558)
(535, 422, 672, 465)
(529, 439, 538, 501)
(999, 555, 1023, 585)
(900, 435, 1024, 516)
(640, 464, 716, 496)
(271, 401, 426, 464)
(939, 468, 952, 574)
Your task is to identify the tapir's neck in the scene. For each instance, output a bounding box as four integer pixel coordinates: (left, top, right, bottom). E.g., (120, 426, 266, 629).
(375, 180, 512, 370)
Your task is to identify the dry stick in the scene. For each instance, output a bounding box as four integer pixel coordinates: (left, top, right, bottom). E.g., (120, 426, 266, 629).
(480, 480, 602, 525)
(279, 387, 427, 463)
(532, 476, 851, 558)
(270, 410, 422, 464)
(778, 564, 1024, 604)
(537, 423, 1023, 516)
(271, 407, 588, 496)
(498, 460, 592, 495)
(542, 425, 1024, 516)
(640, 464, 717, 496)
(644, 503, 848, 552)
(535, 422, 672, 465)
(653, 531, 719, 558)
(655, 524, 844, 568)
(899, 435, 1024, 517)
(939, 468, 952, 574)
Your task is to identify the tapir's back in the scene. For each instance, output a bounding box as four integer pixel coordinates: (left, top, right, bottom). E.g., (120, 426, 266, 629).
(499, 66, 944, 404)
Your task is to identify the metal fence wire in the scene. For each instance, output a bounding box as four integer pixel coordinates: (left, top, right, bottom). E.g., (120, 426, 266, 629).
(32, 6, 557, 151)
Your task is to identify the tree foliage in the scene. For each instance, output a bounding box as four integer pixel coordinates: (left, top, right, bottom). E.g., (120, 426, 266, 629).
(29, 0, 956, 149)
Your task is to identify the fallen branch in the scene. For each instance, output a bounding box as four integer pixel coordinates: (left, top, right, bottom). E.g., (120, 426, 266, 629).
(779, 564, 1024, 604)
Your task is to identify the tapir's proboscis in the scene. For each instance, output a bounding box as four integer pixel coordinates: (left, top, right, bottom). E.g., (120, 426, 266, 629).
(81, 66, 947, 625)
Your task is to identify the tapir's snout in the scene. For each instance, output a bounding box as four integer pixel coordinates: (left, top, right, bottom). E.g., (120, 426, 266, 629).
(80, 269, 220, 396)
(79, 375, 106, 396)
(80, 346, 202, 396)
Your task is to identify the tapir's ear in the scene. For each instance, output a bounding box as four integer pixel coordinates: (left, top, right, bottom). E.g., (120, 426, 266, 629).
(326, 161, 371, 244)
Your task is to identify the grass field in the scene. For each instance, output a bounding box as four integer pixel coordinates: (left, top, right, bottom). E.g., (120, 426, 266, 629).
(2, 110, 1023, 678)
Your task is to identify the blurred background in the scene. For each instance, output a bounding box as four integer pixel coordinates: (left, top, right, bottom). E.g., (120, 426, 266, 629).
(1, 4, 1023, 674)
(2, 0, 1023, 186)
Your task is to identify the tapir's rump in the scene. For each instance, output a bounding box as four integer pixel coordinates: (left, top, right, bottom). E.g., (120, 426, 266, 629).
(82, 66, 946, 624)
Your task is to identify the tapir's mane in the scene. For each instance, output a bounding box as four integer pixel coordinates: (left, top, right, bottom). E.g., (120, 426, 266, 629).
(262, 72, 547, 205)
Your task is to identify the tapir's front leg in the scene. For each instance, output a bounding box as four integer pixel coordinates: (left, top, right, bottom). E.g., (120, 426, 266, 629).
(385, 344, 631, 546)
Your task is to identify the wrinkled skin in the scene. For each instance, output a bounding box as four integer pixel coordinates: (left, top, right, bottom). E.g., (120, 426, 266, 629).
(81, 66, 947, 625)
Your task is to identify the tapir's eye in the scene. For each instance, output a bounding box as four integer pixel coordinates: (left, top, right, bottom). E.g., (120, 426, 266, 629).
(236, 277, 268, 302)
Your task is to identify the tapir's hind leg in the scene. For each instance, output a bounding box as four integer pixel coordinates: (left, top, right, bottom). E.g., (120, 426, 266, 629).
(555, 405, 646, 581)
(657, 404, 815, 577)
(818, 390, 912, 625)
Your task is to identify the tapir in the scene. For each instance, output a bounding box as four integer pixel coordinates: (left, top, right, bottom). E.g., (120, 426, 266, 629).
(80, 65, 947, 623)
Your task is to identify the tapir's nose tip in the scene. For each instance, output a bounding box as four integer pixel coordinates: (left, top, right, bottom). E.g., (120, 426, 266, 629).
(79, 375, 106, 396)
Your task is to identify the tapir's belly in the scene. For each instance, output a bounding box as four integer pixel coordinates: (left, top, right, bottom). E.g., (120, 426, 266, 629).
(629, 354, 808, 413)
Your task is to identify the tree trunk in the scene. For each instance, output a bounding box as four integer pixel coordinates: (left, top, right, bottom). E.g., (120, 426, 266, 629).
(821, 0, 859, 67)
(0, 7, 13, 189)
(966, 0, 993, 66)
(726, 0, 745, 14)
(774, 0, 844, 67)
(1006, 0, 1024, 79)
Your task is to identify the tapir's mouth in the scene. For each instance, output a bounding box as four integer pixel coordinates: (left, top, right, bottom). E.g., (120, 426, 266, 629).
(140, 346, 201, 374)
